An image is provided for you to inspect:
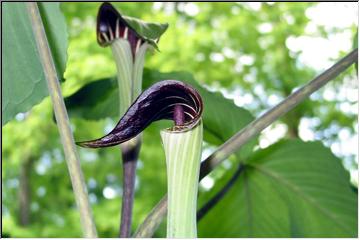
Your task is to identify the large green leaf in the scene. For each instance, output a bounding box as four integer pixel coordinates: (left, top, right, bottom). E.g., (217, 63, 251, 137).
(63, 77, 118, 119)
(198, 140, 357, 237)
(38, 3, 68, 78)
(65, 69, 256, 160)
(2, 2, 68, 126)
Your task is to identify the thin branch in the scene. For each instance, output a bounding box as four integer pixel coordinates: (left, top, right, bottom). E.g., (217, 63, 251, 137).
(133, 48, 358, 237)
(197, 163, 244, 221)
(134, 196, 168, 238)
(26, 3, 97, 237)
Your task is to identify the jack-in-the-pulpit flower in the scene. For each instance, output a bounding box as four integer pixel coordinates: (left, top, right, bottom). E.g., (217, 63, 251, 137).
(77, 80, 203, 148)
(96, 2, 168, 115)
(77, 80, 203, 238)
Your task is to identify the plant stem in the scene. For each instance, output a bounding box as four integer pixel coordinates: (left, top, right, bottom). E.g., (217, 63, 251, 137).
(26, 3, 97, 237)
(112, 39, 133, 117)
(161, 121, 203, 237)
(133, 48, 358, 237)
(119, 137, 141, 237)
(19, 157, 34, 226)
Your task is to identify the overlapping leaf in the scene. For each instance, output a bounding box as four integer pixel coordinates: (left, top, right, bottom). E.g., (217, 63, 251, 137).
(123, 16, 168, 50)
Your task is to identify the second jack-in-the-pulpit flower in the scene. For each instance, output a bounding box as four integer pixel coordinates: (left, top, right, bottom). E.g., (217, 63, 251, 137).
(97, 2, 168, 115)
(77, 80, 203, 237)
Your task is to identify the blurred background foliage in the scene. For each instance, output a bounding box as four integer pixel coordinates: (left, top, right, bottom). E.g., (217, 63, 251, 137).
(2, 2, 358, 237)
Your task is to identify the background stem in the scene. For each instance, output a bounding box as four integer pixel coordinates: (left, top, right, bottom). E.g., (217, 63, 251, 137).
(119, 137, 141, 237)
(26, 3, 97, 237)
(133, 48, 358, 237)
(18, 157, 33, 226)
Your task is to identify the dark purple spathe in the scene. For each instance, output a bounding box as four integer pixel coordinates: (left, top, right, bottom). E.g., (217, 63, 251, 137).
(77, 80, 203, 148)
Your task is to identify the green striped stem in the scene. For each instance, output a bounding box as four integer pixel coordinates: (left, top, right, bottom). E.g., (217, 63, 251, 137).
(111, 39, 132, 115)
(161, 121, 203, 238)
(133, 43, 148, 100)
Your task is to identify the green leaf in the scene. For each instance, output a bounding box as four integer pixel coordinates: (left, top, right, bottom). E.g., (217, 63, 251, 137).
(198, 140, 357, 237)
(65, 69, 256, 159)
(64, 77, 118, 119)
(123, 16, 168, 49)
(38, 3, 68, 79)
(2, 2, 68, 126)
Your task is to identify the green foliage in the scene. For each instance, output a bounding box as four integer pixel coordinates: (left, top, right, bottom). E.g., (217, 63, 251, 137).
(198, 140, 357, 237)
(123, 16, 168, 50)
(2, 2, 68, 126)
(64, 77, 118, 119)
(38, 3, 68, 79)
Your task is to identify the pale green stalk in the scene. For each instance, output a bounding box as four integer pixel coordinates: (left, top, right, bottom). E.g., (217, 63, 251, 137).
(133, 43, 148, 99)
(111, 39, 148, 111)
(161, 121, 203, 238)
(111, 39, 133, 115)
